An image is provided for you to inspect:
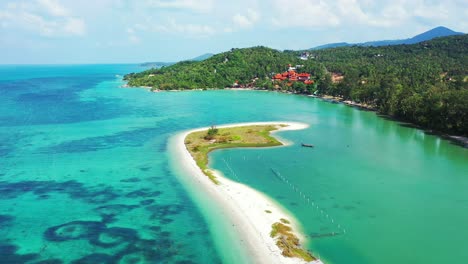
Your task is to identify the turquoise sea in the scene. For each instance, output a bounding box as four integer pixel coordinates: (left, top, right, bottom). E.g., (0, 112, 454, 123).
(0, 65, 467, 264)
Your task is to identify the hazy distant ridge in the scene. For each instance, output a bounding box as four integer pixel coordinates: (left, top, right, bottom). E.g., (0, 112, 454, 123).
(141, 53, 214, 68)
(312, 26, 464, 50)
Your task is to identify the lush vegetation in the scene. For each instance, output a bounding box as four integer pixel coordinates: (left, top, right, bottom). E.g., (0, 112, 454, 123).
(270, 221, 315, 261)
(125, 46, 300, 90)
(203, 126, 219, 140)
(308, 35, 468, 136)
(184, 125, 284, 184)
(126, 35, 467, 136)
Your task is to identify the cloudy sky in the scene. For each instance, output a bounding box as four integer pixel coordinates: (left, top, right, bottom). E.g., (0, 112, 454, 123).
(0, 0, 466, 64)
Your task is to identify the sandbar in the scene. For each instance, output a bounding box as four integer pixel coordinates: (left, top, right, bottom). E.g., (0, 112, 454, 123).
(170, 122, 324, 263)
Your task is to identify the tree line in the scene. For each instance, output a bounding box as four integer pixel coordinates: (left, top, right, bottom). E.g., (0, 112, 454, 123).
(124, 35, 467, 135)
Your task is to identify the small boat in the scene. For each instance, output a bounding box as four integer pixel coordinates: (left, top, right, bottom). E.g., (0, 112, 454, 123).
(301, 143, 314, 148)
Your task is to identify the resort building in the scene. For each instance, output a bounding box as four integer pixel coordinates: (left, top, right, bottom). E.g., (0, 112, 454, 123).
(272, 64, 314, 85)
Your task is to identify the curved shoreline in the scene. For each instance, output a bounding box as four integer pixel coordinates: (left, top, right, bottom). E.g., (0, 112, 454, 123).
(169, 122, 324, 264)
(134, 86, 467, 148)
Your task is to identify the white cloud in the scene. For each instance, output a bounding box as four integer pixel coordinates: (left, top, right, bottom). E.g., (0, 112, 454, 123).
(359, 0, 457, 27)
(232, 14, 251, 28)
(133, 19, 215, 37)
(413, 3, 449, 20)
(37, 0, 69, 17)
(169, 20, 215, 35)
(126, 26, 141, 44)
(134, 23, 149, 31)
(232, 8, 260, 28)
(271, 0, 340, 28)
(335, 0, 369, 24)
(5, 2, 33, 11)
(372, 1, 409, 27)
(0, 11, 12, 20)
(1, 0, 466, 52)
(20, 12, 57, 36)
(269, 0, 467, 29)
(0, 1, 86, 37)
(145, 0, 214, 13)
(63, 17, 86, 35)
(129, 34, 141, 44)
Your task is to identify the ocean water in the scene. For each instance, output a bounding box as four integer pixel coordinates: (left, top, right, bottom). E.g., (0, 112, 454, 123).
(0, 65, 467, 264)
(0, 65, 222, 264)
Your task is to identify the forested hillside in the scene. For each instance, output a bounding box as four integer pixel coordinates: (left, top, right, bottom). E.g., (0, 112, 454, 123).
(124, 35, 467, 135)
(125, 47, 298, 89)
(310, 35, 467, 135)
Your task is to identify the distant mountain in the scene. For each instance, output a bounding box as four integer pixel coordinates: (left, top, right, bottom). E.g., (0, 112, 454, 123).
(311, 26, 464, 50)
(140, 61, 175, 68)
(312, 42, 351, 50)
(140, 53, 214, 68)
(191, 53, 214, 61)
(405, 26, 463, 44)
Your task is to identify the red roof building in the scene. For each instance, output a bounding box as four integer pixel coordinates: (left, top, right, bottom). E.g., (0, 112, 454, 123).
(272, 65, 312, 84)
(273, 73, 287, 81)
(297, 73, 311, 81)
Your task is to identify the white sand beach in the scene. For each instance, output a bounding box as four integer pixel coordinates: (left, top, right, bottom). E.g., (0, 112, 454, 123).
(170, 122, 324, 264)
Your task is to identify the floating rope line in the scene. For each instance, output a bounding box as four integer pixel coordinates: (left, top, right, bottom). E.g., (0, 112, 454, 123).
(221, 158, 242, 182)
(220, 154, 347, 238)
(270, 167, 346, 237)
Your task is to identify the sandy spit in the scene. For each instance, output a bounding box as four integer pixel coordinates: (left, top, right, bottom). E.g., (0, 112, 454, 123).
(169, 122, 324, 264)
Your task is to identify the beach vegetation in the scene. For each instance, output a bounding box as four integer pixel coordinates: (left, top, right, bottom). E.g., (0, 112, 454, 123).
(230, 135, 241, 141)
(204, 125, 219, 140)
(270, 222, 315, 261)
(270, 222, 292, 237)
(185, 125, 284, 184)
(265, 210, 272, 214)
(216, 136, 229, 143)
(191, 145, 200, 152)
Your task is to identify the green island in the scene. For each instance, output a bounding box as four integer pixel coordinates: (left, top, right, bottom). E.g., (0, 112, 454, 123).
(125, 35, 467, 137)
(184, 124, 315, 261)
(184, 124, 284, 184)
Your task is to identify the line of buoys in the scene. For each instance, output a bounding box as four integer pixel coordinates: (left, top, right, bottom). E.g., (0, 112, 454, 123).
(222, 158, 241, 182)
(270, 166, 347, 236)
(223, 155, 348, 237)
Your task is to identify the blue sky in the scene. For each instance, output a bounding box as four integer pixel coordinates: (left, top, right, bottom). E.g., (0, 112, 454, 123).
(0, 0, 466, 64)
